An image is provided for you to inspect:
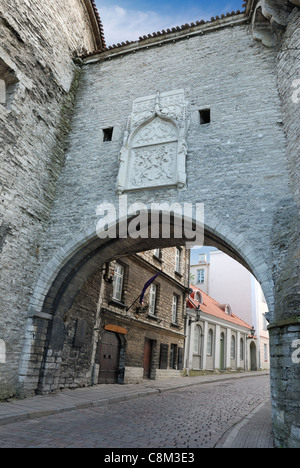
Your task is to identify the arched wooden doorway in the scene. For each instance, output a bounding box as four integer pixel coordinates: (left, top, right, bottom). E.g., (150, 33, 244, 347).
(250, 341, 258, 371)
(98, 331, 121, 384)
(220, 332, 225, 371)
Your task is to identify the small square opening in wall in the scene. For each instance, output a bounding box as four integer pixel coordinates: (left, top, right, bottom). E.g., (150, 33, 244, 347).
(199, 109, 211, 125)
(103, 127, 114, 142)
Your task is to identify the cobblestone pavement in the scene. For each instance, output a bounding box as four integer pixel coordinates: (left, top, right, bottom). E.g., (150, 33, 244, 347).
(0, 375, 272, 448)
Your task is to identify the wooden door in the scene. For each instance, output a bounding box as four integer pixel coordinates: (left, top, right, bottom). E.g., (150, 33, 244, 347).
(143, 339, 153, 379)
(98, 331, 120, 384)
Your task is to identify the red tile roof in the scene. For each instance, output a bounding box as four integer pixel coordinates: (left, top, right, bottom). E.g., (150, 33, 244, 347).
(187, 285, 252, 330)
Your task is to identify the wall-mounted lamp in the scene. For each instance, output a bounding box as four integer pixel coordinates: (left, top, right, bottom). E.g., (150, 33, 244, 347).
(195, 306, 201, 322)
(247, 326, 256, 339)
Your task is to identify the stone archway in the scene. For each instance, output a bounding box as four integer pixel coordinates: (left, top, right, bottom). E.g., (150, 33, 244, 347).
(15, 1, 300, 448)
(18, 212, 273, 394)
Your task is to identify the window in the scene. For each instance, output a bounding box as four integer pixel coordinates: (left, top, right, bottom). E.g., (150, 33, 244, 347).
(198, 254, 207, 264)
(199, 108, 211, 125)
(240, 338, 244, 361)
(112, 263, 124, 301)
(103, 127, 114, 142)
(0, 339, 6, 364)
(170, 344, 177, 369)
(195, 291, 203, 304)
(264, 344, 268, 362)
(153, 248, 161, 259)
(175, 248, 181, 273)
(263, 314, 268, 331)
(197, 269, 205, 284)
(172, 295, 178, 324)
(159, 344, 169, 369)
(149, 283, 157, 316)
(207, 329, 213, 356)
(231, 336, 236, 359)
(0, 58, 19, 108)
(194, 326, 202, 355)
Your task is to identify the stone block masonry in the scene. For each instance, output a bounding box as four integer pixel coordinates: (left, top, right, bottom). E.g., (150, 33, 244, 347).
(43, 21, 288, 296)
(0, 0, 100, 400)
(0, 0, 299, 449)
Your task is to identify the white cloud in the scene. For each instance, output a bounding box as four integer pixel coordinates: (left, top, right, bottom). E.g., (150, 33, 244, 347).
(98, 3, 212, 46)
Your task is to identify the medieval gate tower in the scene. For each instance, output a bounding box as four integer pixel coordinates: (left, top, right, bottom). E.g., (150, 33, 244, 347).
(0, 0, 299, 448)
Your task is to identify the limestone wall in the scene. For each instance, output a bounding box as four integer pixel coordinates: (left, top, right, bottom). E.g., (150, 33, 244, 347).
(0, 0, 98, 399)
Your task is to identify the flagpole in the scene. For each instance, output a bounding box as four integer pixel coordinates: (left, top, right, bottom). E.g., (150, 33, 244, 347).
(126, 270, 162, 313)
(126, 294, 142, 312)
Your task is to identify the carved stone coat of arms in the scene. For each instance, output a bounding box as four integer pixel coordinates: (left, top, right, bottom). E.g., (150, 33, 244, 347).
(116, 89, 189, 195)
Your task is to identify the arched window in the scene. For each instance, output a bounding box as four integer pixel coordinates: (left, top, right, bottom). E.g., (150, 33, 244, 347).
(195, 291, 203, 304)
(240, 338, 244, 361)
(207, 329, 213, 356)
(193, 326, 202, 355)
(231, 335, 236, 359)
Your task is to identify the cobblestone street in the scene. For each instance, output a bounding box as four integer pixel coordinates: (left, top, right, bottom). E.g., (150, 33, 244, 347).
(0, 375, 272, 448)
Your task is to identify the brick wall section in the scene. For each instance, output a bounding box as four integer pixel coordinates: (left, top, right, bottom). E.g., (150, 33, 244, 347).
(0, 0, 100, 399)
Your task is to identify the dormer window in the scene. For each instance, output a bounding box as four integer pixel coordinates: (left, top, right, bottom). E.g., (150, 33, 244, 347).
(153, 248, 161, 259)
(195, 291, 203, 304)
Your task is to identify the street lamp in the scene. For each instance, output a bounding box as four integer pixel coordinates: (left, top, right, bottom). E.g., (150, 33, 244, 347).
(247, 326, 256, 339)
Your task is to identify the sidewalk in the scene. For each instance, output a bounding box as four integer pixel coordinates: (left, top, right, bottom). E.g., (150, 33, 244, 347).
(220, 400, 274, 448)
(0, 371, 273, 448)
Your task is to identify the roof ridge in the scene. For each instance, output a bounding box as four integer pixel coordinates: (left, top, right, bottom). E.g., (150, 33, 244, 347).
(90, 0, 106, 48)
(82, 6, 247, 58)
(189, 285, 252, 330)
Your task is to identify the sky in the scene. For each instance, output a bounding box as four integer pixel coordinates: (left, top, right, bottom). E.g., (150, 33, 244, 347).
(95, 0, 245, 46)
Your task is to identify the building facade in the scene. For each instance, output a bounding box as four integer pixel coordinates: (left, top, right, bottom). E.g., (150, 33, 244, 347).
(190, 248, 270, 370)
(97, 248, 189, 385)
(37, 247, 189, 392)
(185, 286, 255, 375)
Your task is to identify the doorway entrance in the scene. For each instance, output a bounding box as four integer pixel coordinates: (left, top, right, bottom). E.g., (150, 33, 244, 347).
(143, 339, 153, 379)
(220, 332, 225, 371)
(250, 341, 258, 371)
(98, 331, 120, 384)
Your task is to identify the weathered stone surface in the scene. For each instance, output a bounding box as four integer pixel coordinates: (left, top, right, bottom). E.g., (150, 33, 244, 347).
(0, 0, 299, 448)
(0, 0, 100, 400)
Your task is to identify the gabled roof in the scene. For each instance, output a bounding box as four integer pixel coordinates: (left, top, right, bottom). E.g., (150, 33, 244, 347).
(187, 285, 252, 331)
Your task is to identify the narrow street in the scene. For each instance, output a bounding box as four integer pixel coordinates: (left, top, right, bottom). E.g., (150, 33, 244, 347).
(0, 375, 273, 448)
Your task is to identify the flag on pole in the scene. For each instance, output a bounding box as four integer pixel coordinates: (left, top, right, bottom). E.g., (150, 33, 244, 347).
(140, 271, 162, 304)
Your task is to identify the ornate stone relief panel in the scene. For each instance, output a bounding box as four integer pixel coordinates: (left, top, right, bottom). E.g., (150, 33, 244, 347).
(116, 89, 189, 194)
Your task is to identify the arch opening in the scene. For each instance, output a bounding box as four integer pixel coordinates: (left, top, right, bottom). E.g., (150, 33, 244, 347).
(19, 212, 274, 397)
